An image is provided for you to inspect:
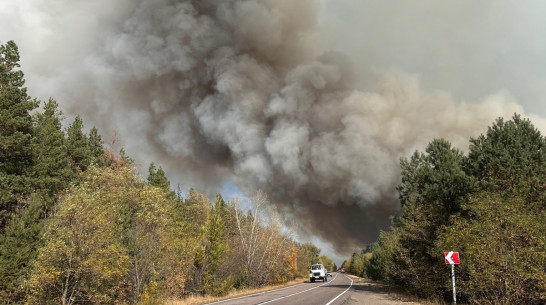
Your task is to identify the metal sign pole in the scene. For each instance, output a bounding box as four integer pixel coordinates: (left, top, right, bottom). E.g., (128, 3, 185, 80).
(451, 263, 457, 304)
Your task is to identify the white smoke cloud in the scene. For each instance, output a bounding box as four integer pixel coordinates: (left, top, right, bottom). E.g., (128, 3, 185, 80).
(2, 0, 546, 257)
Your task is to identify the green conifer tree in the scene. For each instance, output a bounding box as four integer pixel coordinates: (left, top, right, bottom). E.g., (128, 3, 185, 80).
(467, 114, 546, 197)
(147, 162, 177, 200)
(203, 195, 231, 296)
(0, 195, 45, 304)
(65, 115, 92, 173)
(88, 126, 106, 167)
(0, 99, 73, 304)
(147, 162, 170, 190)
(0, 40, 38, 229)
(32, 99, 72, 198)
(385, 139, 472, 296)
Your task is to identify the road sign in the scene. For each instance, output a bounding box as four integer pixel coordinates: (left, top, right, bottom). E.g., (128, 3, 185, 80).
(444, 251, 460, 304)
(445, 251, 460, 264)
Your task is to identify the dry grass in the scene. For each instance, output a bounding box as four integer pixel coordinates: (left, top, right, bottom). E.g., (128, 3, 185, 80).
(164, 278, 307, 305)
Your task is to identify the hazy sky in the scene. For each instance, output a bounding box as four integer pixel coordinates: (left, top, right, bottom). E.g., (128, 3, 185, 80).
(1, 0, 545, 264)
(3, 0, 546, 115)
(321, 0, 546, 116)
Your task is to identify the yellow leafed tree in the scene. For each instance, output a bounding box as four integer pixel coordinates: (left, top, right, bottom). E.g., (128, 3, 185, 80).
(26, 165, 191, 304)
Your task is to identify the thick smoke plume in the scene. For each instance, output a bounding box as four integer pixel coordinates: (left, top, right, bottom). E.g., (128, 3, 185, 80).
(2, 0, 546, 256)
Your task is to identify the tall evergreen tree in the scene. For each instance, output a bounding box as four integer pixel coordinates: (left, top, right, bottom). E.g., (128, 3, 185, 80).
(0, 40, 38, 229)
(203, 195, 231, 295)
(0, 195, 45, 304)
(65, 115, 91, 173)
(147, 162, 176, 200)
(389, 139, 472, 296)
(147, 162, 170, 190)
(0, 99, 72, 304)
(466, 114, 546, 197)
(88, 126, 106, 167)
(32, 99, 71, 199)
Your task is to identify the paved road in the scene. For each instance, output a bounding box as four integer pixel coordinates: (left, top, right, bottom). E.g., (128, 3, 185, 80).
(203, 273, 422, 305)
(204, 273, 354, 305)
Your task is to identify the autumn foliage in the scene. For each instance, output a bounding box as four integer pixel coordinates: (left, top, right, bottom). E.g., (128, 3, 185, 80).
(0, 41, 328, 305)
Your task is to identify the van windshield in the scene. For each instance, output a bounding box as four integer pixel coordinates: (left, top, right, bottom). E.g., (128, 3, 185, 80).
(311, 265, 321, 270)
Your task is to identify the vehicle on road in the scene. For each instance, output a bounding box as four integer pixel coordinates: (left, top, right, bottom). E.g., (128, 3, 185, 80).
(309, 264, 328, 282)
(327, 271, 332, 277)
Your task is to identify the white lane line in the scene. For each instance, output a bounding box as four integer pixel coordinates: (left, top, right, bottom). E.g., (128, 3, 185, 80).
(324, 274, 353, 305)
(257, 273, 340, 305)
(204, 282, 306, 304)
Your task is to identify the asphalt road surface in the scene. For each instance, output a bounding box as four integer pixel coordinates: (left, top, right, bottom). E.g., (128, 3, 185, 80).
(203, 273, 419, 305)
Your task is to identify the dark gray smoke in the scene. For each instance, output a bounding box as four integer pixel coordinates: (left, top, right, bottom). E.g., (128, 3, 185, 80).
(2, 0, 546, 257)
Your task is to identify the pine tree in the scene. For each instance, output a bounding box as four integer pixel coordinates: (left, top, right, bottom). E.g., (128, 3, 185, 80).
(467, 114, 546, 197)
(203, 195, 231, 296)
(374, 139, 472, 296)
(0, 99, 72, 304)
(0, 195, 45, 304)
(65, 115, 92, 173)
(32, 99, 72, 199)
(147, 162, 170, 190)
(88, 126, 106, 167)
(0, 40, 38, 229)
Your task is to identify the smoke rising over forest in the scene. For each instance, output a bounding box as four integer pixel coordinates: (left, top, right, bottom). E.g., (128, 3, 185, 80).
(2, 0, 546, 255)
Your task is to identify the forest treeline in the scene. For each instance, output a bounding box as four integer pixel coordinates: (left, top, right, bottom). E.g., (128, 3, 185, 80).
(342, 114, 546, 304)
(0, 41, 332, 304)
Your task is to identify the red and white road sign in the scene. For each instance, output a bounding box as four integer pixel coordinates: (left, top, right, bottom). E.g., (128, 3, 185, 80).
(445, 251, 460, 264)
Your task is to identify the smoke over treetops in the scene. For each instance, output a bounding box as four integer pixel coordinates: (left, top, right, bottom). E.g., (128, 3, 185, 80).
(2, 0, 546, 255)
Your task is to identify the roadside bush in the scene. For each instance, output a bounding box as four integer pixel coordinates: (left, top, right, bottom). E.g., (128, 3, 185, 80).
(437, 192, 546, 305)
(366, 230, 398, 281)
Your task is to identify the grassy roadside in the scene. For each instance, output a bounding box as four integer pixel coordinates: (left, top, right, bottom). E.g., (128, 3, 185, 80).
(164, 278, 308, 305)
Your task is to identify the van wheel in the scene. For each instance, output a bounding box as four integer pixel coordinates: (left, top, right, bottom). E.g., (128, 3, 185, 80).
(324, 276, 327, 282)
(310, 278, 315, 283)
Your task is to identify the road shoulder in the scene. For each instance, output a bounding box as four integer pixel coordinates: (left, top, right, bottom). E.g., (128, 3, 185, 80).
(340, 274, 440, 305)
(165, 278, 308, 305)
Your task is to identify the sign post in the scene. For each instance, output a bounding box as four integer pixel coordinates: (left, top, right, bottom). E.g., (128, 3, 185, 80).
(445, 251, 460, 304)
(450, 264, 456, 304)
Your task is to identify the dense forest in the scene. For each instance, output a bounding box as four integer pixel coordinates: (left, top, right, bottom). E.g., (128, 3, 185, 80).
(342, 115, 546, 304)
(0, 41, 333, 304)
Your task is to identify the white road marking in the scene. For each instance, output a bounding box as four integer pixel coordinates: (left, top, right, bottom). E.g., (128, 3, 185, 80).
(204, 282, 306, 304)
(256, 273, 340, 305)
(324, 274, 353, 305)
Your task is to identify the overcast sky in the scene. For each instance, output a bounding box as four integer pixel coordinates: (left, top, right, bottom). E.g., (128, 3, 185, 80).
(321, 0, 546, 116)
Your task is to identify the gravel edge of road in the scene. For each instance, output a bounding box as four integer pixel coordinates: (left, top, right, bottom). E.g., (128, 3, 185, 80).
(343, 274, 444, 305)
